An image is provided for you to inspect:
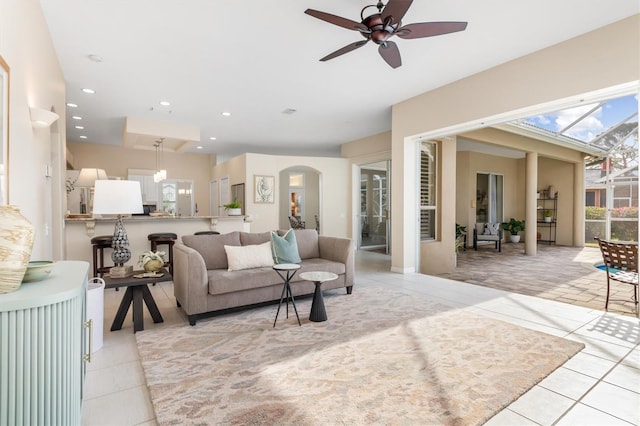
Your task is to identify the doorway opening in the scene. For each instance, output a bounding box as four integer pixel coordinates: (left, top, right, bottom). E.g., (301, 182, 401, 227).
(360, 161, 390, 253)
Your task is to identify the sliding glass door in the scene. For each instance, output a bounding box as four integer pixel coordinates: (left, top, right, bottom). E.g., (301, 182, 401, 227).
(476, 173, 504, 224)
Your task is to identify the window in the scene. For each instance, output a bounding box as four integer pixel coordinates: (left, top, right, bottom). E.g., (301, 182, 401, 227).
(420, 141, 437, 241)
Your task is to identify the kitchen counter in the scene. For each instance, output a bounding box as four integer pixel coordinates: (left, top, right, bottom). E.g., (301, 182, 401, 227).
(65, 215, 250, 273)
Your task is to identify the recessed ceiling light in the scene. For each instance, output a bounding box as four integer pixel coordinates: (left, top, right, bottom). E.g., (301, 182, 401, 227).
(66, 103, 78, 108)
(221, 112, 231, 117)
(196, 146, 203, 150)
(79, 135, 88, 139)
(88, 54, 103, 62)
(209, 137, 217, 140)
(72, 116, 82, 120)
(75, 125, 84, 130)
(159, 101, 171, 106)
(81, 88, 95, 94)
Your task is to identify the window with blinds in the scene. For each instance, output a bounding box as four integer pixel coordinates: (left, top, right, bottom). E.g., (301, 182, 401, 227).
(420, 141, 437, 241)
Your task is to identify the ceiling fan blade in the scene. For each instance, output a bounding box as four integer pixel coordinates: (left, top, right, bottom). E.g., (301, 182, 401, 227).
(320, 40, 369, 62)
(382, 0, 413, 24)
(305, 9, 369, 32)
(396, 21, 468, 39)
(378, 41, 401, 69)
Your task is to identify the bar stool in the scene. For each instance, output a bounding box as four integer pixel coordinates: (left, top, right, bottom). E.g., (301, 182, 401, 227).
(148, 233, 177, 274)
(91, 235, 114, 278)
(194, 231, 220, 235)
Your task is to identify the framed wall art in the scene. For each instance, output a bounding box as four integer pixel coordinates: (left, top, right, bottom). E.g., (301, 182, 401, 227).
(254, 175, 274, 204)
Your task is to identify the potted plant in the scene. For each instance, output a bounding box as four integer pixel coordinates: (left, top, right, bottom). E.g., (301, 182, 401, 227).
(502, 218, 525, 243)
(543, 210, 553, 223)
(223, 199, 242, 216)
(455, 223, 467, 254)
(138, 250, 166, 273)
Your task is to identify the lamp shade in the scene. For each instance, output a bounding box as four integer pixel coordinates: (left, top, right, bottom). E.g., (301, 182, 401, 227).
(74, 168, 108, 187)
(93, 180, 143, 215)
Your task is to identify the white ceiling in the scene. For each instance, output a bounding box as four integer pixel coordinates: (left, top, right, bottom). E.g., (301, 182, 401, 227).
(39, 0, 639, 161)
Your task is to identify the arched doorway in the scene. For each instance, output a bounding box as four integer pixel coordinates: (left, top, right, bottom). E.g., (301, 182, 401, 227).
(279, 166, 321, 232)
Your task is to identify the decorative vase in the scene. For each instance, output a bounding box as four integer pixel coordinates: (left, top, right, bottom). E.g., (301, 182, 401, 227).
(111, 217, 131, 266)
(509, 235, 521, 243)
(544, 217, 552, 223)
(227, 208, 242, 216)
(143, 259, 164, 273)
(0, 206, 36, 293)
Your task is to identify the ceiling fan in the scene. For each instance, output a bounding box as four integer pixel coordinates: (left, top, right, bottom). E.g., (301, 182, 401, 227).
(305, 0, 468, 69)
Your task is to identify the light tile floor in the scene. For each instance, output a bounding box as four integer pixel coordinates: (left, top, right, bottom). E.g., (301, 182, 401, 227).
(82, 250, 640, 425)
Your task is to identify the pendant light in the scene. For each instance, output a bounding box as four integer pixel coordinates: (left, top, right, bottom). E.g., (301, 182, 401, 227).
(153, 138, 167, 183)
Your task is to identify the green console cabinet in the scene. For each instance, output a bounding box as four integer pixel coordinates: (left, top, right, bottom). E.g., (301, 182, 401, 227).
(0, 261, 89, 425)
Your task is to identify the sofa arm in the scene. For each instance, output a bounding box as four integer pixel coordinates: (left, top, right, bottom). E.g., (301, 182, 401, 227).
(318, 236, 355, 286)
(173, 243, 208, 315)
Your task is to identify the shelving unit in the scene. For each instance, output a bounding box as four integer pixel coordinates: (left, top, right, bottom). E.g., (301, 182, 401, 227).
(537, 193, 557, 244)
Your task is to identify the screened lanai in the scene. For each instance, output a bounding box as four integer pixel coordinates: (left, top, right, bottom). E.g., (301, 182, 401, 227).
(509, 94, 639, 244)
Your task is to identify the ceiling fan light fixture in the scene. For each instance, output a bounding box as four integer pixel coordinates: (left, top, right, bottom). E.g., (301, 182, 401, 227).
(306, 0, 468, 68)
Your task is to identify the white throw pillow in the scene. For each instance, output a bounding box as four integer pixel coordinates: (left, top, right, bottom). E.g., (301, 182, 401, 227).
(486, 223, 500, 235)
(224, 242, 274, 271)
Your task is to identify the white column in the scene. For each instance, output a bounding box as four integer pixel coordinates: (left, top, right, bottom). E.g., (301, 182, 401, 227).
(525, 152, 538, 256)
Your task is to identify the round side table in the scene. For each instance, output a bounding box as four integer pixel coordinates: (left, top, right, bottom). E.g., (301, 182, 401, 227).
(272, 263, 302, 327)
(299, 271, 338, 322)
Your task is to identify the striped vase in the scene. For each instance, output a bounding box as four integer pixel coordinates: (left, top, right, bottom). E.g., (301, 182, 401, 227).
(0, 205, 35, 293)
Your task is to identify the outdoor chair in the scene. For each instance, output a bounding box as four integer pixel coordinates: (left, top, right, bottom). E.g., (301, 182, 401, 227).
(473, 223, 502, 252)
(289, 216, 305, 229)
(595, 237, 639, 313)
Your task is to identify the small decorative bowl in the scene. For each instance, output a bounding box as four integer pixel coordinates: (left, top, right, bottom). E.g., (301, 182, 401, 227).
(22, 261, 56, 283)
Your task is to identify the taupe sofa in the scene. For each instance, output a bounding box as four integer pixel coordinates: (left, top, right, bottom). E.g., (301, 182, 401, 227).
(173, 229, 355, 325)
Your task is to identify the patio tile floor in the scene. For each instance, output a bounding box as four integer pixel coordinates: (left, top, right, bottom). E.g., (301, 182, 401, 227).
(437, 242, 639, 317)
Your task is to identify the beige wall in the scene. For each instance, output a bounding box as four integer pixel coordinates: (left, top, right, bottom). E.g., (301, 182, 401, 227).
(67, 142, 214, 215)
(538, 157, 575, 245)
(391, 15, 639, 274)
(341, 131, 391, 161)
(216, 153, 350, 237)
(455, 150, 522, 234)
(1, 0, 66, 260)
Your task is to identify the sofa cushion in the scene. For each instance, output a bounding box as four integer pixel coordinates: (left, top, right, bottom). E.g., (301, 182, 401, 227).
(208, 267, 282, 295)
(182, 232, 241, 270)
(293, 229, 320, 260)
(240, 231, 271, 246)
(224, 242, 274, 271)
(271, 229, 301, 264)
(277, 229, 320, 260)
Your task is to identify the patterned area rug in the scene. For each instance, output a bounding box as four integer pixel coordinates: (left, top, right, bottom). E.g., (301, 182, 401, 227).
(136, 286, 584, 425)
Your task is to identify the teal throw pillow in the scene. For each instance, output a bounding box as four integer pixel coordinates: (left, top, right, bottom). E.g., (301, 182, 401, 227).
(271, 229, 301, 264)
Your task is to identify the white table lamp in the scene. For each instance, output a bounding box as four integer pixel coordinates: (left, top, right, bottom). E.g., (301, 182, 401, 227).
(93, 180, 143, 277)
(74, 168, 108, 214)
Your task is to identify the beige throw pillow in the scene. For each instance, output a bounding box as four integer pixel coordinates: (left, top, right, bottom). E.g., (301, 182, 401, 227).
(224, 242, 274, 271)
